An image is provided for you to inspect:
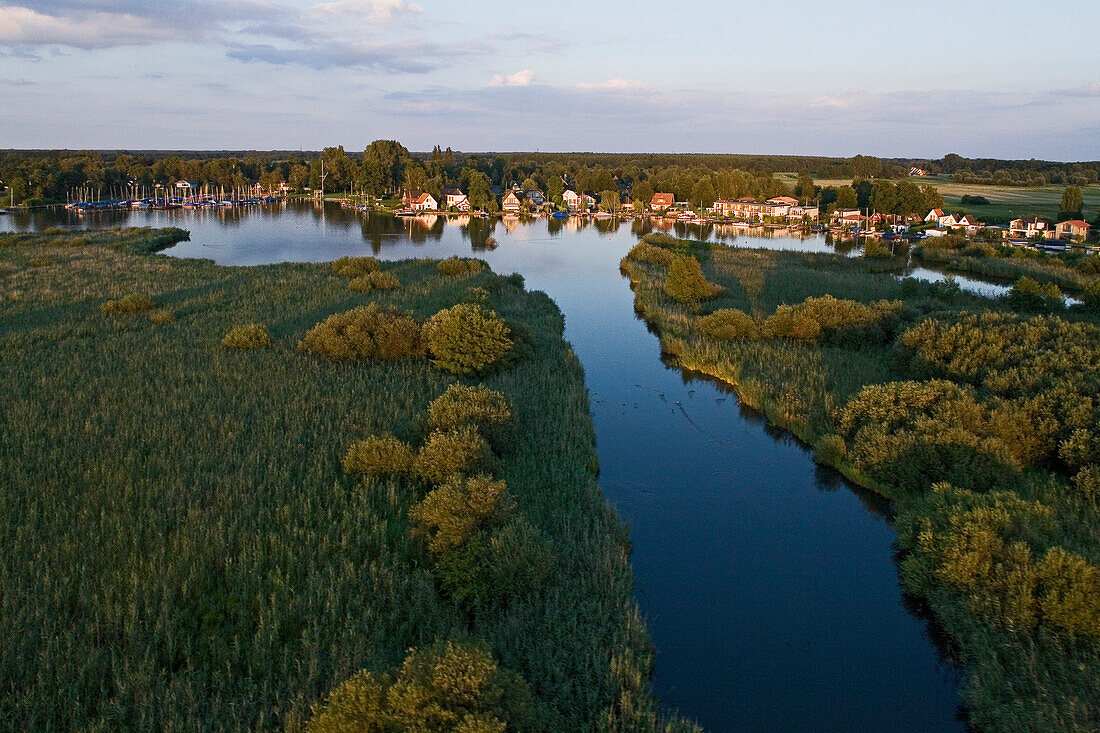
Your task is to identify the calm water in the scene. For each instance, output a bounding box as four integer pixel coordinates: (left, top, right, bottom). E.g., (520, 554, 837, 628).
(2, 204, 966, 731)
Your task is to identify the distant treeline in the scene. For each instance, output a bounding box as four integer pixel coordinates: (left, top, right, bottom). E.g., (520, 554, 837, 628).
(2, 146, 1097, 206)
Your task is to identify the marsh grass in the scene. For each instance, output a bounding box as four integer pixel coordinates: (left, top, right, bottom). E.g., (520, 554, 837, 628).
(0, 228, 690, 732)
(623, 235, 1100, 731)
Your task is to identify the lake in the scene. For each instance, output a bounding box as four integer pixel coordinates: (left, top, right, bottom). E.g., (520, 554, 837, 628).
(2, 203, 967, 731)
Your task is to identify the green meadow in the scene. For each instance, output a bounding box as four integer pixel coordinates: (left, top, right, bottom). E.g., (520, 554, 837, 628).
(0, 228, 693, 731)
(622, 234, 1100, 732)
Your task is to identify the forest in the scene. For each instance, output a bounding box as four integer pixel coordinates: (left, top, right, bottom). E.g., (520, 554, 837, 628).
(0, 227, 696, 731)
(621, 233, 1100, 732)
(3, 145, 1097, 212)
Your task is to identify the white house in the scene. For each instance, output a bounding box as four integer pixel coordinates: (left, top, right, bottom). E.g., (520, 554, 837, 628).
(442, 186, 471, 211)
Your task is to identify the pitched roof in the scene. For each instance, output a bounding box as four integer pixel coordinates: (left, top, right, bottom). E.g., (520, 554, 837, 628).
(767, 196, 799, 205)
(651, 193, 675, 206)
(1060, 219, 1089, 227)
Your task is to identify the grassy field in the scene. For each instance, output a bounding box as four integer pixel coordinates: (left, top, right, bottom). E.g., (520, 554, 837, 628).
(622, 234, 1100, 732)
(806, 175, 1100, 224)
(0, 228, 694, 731)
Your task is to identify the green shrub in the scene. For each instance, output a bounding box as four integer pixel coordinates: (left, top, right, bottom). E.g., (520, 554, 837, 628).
(1008, 276, 1064, 312)
(307, 640, 538, 733)
(331, 256, 380, 277)
(100, 293, 155, 314)
(463, 286, 490, 304)
(438, 257, 485, 278)
(222, 323, 272, 350)
(663, 255, 722, 303)
(298, 304, 425, 362)
(423, 304, 513, 375)
(149, 309, 175, 324)
(861, 239, 893, 258)
(696, 308, 757, 340)
(1082, 279, 1100, 312)
(342, 434, 414, 475)
(427, 384, 511, 434)
(1036, 547, 1100, 636)
(627, 242, 674, 266)
(410, 473, 514, 552)
(763, 306, 821, 339)
(412, 425, 489, 484)
(348, 270, 401, 292)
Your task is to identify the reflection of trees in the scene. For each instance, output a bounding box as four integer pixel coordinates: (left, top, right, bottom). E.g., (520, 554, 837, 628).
(593, 218, 620, 235)
(631, 219, 652, 238)
(464, 217, 498, 250)
(547, 218, 562, 236)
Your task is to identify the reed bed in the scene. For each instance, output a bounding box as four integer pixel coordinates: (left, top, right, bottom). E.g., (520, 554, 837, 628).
(0, 228, 694, 731)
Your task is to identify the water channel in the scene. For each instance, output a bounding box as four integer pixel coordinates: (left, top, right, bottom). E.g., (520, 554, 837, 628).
(2, 204, 969, 731)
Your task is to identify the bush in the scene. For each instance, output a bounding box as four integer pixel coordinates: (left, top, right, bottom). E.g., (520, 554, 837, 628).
(696, 308, 757, 340)
(438, 257, 485, 278)
(222, 324, 271, 350)
(410, 473, 514, 552)
(1007, 276, 1064, 313)
(100, 293, 155, 314)
(961, 195, 990, 205)
(1081, 279, 1100, 312)
(412, 425, 489, 484)
(626, 242, 674, 266)
(148, 309, 174, 324)
(343, 434, 414, 475)
(307, 640, 538, 733)
(423, 304, 513, 375)
(861, 239, 893, 258)
(348, 270, 401, 292)
(763, 306, 821, 339)
(298, 304, 425, 362)
(331, 256, 380, 277)
(663, 255, 722, 303)
(427, 384, 511, 434)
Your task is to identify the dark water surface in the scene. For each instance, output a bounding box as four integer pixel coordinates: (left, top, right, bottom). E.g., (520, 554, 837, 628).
(3, 204, 966, 731)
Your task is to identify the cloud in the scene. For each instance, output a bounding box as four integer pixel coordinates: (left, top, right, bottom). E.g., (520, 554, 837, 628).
(226, 39, 474, 72)
(809, 96, 853, 109)
(1050, 82, 1100, 98)
(0, 5, 173, 48)
(488, 69, 534, 87)
(2, 76, 34, 85)
(576, 78, 649, 92)
(303, 0, 421, 24)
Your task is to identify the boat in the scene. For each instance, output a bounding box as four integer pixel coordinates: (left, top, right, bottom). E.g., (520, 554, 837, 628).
(551, 211, 568, 220)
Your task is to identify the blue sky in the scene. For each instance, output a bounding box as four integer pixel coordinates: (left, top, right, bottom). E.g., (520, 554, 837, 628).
(1, 0, 1098, 159)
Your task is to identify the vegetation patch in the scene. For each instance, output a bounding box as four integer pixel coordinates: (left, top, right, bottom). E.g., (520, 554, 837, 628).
(348, 270, 401, 292)
(331, 255, 380, 277)
(423, 304, 513, 375)
(100, 293, 155, 314)
(622, 234, 1100, 731)
(222, 323, 271, 349)
(298, 303, 425, 361)
(438, 257, 485, 278)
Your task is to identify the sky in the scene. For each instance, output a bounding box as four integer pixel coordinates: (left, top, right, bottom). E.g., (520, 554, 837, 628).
(1, 0, 1098, 160)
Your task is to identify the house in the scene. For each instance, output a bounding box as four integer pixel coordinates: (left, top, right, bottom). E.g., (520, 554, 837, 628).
(501, 190, 522, 213)
(403, 190, 438, 211)
(1009, 216, 1049, 238)
(524, 189, 545, 206)
(442, 186, 471, 211)
(582, 192, 598, 209)
(953, 214, 984, 235)
(788, 205, 820, 221)
(562, 189, 584, 211)
(650, 193, 675, 211)
(924, 209, 945, 223)
(712, 198, 793, 221)
(767, 196, 800, 207)
(910, 167, 929, 176)
(1055, 219, 1090, 242)
(174, 180, 198, 190)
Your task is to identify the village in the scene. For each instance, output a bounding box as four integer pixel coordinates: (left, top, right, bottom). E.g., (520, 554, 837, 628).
(388, 181, 1098, 253)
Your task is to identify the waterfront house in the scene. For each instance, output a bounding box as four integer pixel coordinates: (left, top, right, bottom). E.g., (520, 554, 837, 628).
(767, 196, 801, 207)
(562, 189, 582, 210)
(650, 193, 675, 211)
(404, 190, 438, 211)
(175, 180, 198, 190)
(442, 186, 471, 211)
(502, 190, 522, 213)
(953, 214, 984, 235)
(524, 189, 545, 206)
(1009, 216, 1049, 238)
(713, 197, 793, 221)
(1055, 219, 1090, 242)
(924, 209, 945, 223)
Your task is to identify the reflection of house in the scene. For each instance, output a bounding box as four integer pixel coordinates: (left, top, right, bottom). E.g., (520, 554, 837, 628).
(502, 190, 522, 213)
(650, 193, 675, 211)
(1009, 216, 1049, 238)
(1055, 219, 1090, 241)
(442, 186, 471, 211)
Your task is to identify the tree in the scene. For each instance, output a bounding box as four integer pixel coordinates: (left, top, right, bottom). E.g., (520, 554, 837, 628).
(1060, 186, 1083, 220)
(631, 179, 653, 210)
(835, 186, 858, 209)
(663, 256, 722, 303)
(796, 171, 816, 203)
(546, 175, 564, 204)
(691, 177, 717, 209)
(467, 171, 494, 211)
(869, 181, 899, 215)
(598, 189, 621, 213)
